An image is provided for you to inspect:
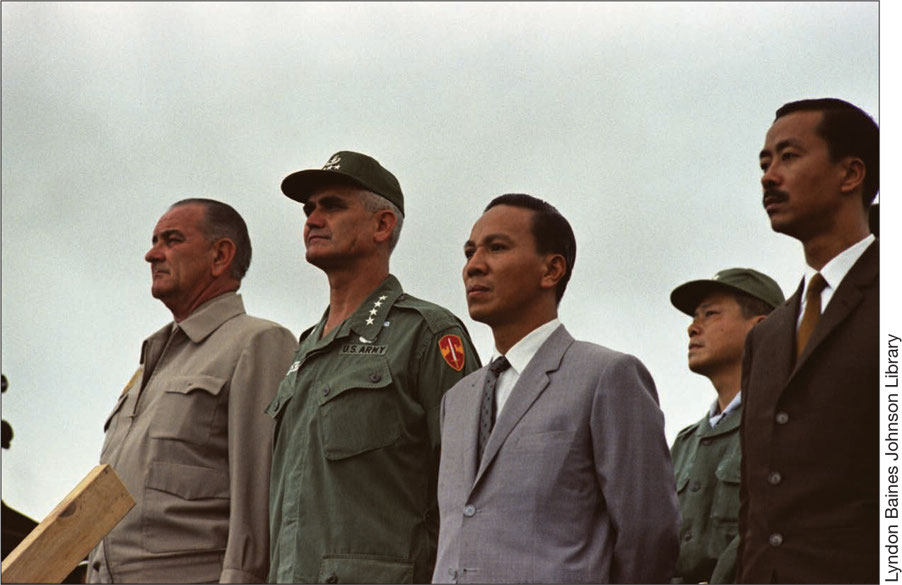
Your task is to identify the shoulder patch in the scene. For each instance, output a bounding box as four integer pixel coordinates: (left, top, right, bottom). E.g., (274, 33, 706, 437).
(438, 334, 466, 371)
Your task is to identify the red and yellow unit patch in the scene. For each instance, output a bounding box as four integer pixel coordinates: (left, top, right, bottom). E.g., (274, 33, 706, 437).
(438, 334, 466, 371)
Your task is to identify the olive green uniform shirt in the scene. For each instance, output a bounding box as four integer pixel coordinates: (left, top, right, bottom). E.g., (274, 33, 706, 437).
(670, 406, 741, 584)
(267, 275, 480, 584)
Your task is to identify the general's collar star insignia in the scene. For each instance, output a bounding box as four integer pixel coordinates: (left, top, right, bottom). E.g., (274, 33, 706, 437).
(366, 317, 375, 326)
(379, 295, 387, 301)
(374, 301, 383, 308)
(369, 308, 378, 316)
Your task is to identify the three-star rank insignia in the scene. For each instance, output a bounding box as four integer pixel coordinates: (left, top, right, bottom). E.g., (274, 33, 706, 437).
(438, 334, 466, 371)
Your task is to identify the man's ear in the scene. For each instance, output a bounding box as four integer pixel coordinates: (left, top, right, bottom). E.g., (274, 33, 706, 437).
(540, 254, 566, 291)
(372, 210, 398, 245)
(839, 156, 866, 196)
(210, 238, 237, 278)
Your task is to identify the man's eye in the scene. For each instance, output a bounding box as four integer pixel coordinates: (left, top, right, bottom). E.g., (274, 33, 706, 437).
(464, 249, 474, 259)
(303, 204, 314, 217)
(781, 152, 797, 161)
(490, 243, 506, 252)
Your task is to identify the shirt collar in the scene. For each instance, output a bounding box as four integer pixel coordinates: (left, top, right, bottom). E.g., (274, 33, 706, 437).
(708, 392, 742, 427)
(491, 318, 562, 374)
(312, 274, 404, 342)
(176, 291, 245, 343)
(803, 233, 874, 295)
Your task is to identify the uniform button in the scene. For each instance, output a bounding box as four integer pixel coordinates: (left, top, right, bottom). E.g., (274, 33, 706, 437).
(700, 438, 712, 446)
(690, 481, 701, 492)
(683, 531, 692, 542)
(448, 568, 458, 579)
(768, 471, 782, 485)
(776, 411, 789, 424)
(463, 505, 476, 517)
(325, 573, 339, 584)
(369, 372, 382, 383)
(322, 387, 330, 396)
(769, 533, 783, 547)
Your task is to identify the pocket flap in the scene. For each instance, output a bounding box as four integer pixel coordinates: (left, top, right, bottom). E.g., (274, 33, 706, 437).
(319, 359, 392, 406)
(165, 375, 227, 396)
(715, 458, 741, 483)
(318, 554, 413, 584)
(146, 461, 229, 500)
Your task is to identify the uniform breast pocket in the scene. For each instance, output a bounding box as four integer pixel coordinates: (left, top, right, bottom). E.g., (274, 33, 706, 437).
(712, 455, 741, 529)
(149, 375, 226, 445)
(319, 359, 401, 461)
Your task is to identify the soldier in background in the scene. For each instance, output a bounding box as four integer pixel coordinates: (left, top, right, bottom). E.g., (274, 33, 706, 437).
(668, 269, 783, 583)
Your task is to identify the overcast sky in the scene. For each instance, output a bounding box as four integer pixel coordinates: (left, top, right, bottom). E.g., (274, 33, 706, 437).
(1, 2, 891, 521)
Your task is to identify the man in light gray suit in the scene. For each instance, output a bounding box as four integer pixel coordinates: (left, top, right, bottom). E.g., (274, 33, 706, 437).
(433, 194, 679, 584)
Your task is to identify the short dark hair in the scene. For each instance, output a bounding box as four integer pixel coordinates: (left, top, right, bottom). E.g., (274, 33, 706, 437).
(733, 290, 775, 320)
(171, 198, 252, 280)
(775, 98, 879, 207)
(484, 193, 576, 305)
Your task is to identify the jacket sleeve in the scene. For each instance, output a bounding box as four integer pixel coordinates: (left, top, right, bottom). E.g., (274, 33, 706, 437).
(416, 324, 482, 458)
(590, 353, 680, 584)
(220, 325, 298, 583)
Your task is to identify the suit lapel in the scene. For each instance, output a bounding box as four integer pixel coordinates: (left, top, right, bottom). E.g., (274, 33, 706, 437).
(790, 241, 879, 381)
(471, 326, 574, 489)
(461, 369, 490, 489)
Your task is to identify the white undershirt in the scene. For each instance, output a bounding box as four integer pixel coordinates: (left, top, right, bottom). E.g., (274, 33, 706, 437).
(797, 233, 874, 330)
(489, 318, 562, 415)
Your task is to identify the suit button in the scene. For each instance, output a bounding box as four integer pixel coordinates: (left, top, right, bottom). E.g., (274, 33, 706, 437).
(768, 471, 782, 485)
(769, 533, 783, 547)
(463, 505, 476, 517)
(322, 387, 330, 396)
(326, 573, 338, 584)
(369, 372, 382, 383)
(683, 531, 692, 542)
(700, 438, 712, 446)
(775, 411, 789, 424)
(690, 481, 701, 492)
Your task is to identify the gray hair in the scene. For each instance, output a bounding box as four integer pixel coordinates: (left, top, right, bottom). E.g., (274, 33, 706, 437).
(170, 198, 252, 281)
(359, 191, 403, 252)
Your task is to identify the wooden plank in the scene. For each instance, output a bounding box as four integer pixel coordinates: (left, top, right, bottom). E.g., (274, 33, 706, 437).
(1, 464, 135, 583)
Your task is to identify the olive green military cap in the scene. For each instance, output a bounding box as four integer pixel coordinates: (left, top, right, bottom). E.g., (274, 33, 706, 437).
(281, 150, 405, 216)
(670, 267, 785, 316)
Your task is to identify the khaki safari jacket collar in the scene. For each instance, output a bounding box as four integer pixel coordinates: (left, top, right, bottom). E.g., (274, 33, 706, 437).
(174, 291, 245, 343)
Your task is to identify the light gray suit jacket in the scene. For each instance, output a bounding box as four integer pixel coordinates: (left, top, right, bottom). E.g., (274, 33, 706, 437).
(432, 325, 679, 584)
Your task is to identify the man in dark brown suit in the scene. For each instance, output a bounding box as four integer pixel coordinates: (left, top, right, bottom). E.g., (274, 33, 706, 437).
(737, 98, 879, 583)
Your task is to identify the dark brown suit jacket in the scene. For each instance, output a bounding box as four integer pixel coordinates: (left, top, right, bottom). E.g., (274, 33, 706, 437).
(737, 241, 879, 584)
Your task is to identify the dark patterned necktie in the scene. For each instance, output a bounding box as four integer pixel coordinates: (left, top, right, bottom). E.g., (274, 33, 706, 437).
(478, 356, 511, 464)
(796, 272, 827, 359)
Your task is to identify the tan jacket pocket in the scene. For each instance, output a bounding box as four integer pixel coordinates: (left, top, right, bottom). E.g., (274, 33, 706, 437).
(149, 375, 226, 444)
(143, 461, 229, 553)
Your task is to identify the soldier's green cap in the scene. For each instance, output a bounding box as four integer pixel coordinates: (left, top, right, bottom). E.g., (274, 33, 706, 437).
(670, 267, 785, 316)
(281, 150, 404, 216)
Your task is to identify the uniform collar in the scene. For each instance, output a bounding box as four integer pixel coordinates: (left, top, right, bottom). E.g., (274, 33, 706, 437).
(312, 275, 405, 343)
(175, 291, 245, 343)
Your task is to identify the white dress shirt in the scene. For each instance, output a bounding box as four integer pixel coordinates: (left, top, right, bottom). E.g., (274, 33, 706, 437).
(797, 233, 875, 330)
(490, 318, 562, 415)
(708, 392, 741, 428)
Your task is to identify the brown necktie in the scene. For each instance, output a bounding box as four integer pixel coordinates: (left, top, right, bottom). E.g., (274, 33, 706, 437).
(796, 273, 827, 359)
(478, 356, 511, 465)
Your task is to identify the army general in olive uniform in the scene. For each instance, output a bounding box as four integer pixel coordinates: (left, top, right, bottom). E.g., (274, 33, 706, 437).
(668, 268, 783, 584)
(267, 151, 480, 583)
